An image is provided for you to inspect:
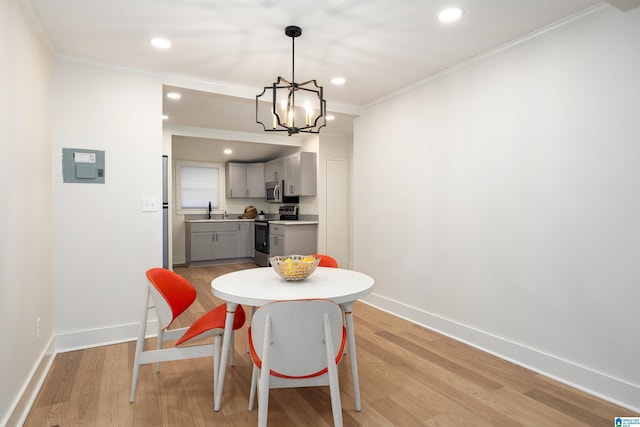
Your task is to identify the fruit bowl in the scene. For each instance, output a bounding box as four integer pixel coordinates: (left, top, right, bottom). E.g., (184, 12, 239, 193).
(270, 255, 320, 281)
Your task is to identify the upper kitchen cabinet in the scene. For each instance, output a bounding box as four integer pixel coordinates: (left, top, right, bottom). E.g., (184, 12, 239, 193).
(247, 163, 265, 197)
(226, 162, 265, 198)
(264, 158, 284, 183)
(283, 152, 317, 196)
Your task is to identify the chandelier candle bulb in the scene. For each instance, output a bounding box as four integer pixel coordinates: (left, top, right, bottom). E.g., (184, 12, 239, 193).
(305, 102, 312, 126)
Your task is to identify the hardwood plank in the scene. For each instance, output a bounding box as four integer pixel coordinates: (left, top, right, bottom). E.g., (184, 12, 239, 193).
(24, 263, 631, 426)
(68, 346, 104, 425)
(94, 343, 133, 426)
(422, 330, 544, 394)
(375, 329, 503, 391)
(524, 387, 611, 426)
(32, 350, 82, 405)
(356, 333, 520, 425)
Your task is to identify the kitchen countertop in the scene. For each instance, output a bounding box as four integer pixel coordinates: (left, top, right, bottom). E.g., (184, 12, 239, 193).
(269, 220, 319, 225)
(186, 219, 319, 225)
(187, 218, 255, 223)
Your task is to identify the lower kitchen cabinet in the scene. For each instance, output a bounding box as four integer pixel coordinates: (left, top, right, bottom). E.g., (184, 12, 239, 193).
(269, 223, 318, 257)
(186, 221, 253, 265)
(237, 221, 254, 258)
(214, 229, 238, 259)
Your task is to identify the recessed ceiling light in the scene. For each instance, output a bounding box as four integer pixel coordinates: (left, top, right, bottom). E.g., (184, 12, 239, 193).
(224, 149, 233, 155)
(438, 7, 464, 23)
(166, 92, 181, 100)
(162, 114, 169, 120)
(331, 77, 346, 85)
(326, 115, 335, 121)
(150, 38, 172, 49)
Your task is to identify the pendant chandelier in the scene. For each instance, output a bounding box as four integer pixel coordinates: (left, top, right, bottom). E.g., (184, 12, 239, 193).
(256, 26, 326, 136)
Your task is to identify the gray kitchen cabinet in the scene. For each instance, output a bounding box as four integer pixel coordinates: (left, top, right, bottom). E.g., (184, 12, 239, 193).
(246, 163, 265, 197)
(269, 223, 318, 257)
(225, 162, 247, 198)
(264, 158, 284, 182)
(237, 221, 254, 258)
(186, 221, 245, 265)
(215, 228, 238, 259)
(283, 152, 317, 196)
(226, 162, 264, 197)
(189, 231, 216, 261)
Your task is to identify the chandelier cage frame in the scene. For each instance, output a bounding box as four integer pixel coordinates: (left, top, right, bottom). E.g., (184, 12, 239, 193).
(256, 26, 327, 136)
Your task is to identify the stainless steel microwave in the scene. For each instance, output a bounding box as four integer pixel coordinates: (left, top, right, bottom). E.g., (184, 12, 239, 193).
(265, 180, 299, 204)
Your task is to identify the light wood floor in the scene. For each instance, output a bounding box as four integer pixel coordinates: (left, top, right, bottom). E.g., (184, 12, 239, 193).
(25, 263, 632, 426)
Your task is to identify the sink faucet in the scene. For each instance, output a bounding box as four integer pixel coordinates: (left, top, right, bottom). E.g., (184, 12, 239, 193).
(223, 210, 228, 219)
(208, 201, 212, 219)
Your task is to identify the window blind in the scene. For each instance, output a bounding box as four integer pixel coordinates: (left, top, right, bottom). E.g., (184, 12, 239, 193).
(180, 165, 219, 209)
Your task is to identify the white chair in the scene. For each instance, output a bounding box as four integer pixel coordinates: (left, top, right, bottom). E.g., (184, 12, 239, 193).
(130, 268, 246, 403)
(248, 299, 346, 427)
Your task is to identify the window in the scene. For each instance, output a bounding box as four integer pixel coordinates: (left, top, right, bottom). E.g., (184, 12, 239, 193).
(175, 160, 222, 213)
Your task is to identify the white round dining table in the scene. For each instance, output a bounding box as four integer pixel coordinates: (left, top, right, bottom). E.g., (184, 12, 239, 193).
(211, 266, 374, 412)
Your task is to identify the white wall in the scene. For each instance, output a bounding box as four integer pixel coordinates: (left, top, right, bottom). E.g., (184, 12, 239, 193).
(0, 0, 54, 424)
(354, 6, 640, 410)
(318, 134, 353, 267)
(52, 60, 163, 345)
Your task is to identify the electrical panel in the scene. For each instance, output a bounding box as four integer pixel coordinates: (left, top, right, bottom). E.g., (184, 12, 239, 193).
(62, 148, 105, 184)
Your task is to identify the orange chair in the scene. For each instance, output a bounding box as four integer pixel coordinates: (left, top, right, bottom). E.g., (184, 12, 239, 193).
(313, 253, 339, 268)
(130, 268, 246, 403)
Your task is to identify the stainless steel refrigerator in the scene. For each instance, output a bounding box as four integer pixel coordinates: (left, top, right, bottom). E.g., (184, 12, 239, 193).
(162, 155, 169, 268)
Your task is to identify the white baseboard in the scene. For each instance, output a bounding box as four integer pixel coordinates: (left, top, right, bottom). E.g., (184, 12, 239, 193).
(54, 320, 157, 353)
(3, 336, 55, 427)
(362, 292, 640, 412)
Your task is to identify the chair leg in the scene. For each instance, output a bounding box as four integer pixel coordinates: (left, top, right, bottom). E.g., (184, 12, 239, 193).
(258, 316, 272, 427)
(130, 289, 151, 403)
(155, 326, 164, 373)
(230, 330, 235, 366)
(213, 335, 221, 399)
(248, 364, 258, 411)
(324, 313, 343, 427)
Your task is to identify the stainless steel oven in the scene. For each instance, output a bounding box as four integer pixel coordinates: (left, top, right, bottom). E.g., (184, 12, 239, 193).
(254, 205, 299, 267)
(254, 220, 270, 267)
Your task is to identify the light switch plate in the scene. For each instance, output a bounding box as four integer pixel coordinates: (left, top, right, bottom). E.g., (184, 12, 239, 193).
(142, 197, 158, 212)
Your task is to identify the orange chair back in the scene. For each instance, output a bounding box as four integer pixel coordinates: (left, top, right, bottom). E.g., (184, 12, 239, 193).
(146, 268, 197, 328)
(313, 254, 339, 268)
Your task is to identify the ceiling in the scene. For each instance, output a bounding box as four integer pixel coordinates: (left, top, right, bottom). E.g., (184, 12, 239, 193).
(28, 0, 635, 161)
